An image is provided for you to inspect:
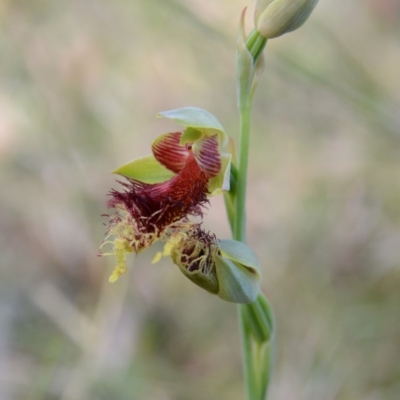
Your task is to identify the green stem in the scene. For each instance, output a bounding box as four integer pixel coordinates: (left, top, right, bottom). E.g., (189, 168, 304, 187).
(247, 299, 272, 343)
(234, 30, 266, 243)
(232, 27, 274, 400)
(239, 304, 258, 400)
(235, 102, 256, 400)
(247, 29, 267, 63)
(246, 29, 260, 55)
(234, 103, 252, 243)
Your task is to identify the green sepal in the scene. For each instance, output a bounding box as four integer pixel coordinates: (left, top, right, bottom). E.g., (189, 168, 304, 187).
(207, 153, 232, 196)
(112, 155, 174, 184)
(157, 107, 228, 147)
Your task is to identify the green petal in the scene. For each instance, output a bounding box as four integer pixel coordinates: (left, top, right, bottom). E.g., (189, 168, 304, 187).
(215, 256, 261, 303)
(112, 155, 174, 184)
(218, 239, 262, 277)
(157, 107, 228, 147)
(207, 153, 232, 196)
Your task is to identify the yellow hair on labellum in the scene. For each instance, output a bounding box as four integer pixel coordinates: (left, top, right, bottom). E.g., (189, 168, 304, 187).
(108, 238, 133, 282)
(109, 265, 127, 283)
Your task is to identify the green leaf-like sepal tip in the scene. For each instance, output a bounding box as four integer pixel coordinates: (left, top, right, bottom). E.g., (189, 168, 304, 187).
(112, 154, 174, 184)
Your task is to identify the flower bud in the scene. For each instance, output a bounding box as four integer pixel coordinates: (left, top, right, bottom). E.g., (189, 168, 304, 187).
(255, 0, 319, 39)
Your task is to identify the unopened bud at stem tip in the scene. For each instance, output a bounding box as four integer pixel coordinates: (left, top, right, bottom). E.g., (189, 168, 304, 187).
(255, 0, 319, 39)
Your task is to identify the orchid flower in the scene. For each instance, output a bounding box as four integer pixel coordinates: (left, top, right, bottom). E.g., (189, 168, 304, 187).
(101, 107, 260, 303)
(103, 107, 261, 303)
(101, 107, 231, 282)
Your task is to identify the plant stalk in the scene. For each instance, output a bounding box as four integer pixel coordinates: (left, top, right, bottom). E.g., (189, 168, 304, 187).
(234, 36, 275, 400)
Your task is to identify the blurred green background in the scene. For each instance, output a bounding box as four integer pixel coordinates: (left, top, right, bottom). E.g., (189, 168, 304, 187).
(1, 0, 400, 399)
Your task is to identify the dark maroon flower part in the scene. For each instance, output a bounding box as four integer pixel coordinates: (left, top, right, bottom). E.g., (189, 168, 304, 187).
(107, 132, 221, 233)
(102, 131, 221, 271)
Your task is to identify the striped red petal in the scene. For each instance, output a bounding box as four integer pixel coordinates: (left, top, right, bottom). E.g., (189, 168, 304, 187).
(152, 132, 188, 173)
(192, 135, 221, 177)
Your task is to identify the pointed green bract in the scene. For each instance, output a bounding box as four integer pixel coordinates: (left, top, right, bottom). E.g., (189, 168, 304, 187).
(113, 155, 174, 184)
(158, 107, 228, 147)
(237, 9, 256, 109)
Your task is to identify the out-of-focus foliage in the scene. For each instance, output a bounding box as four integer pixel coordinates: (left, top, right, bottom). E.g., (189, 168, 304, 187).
(1, 0, 400, 399)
